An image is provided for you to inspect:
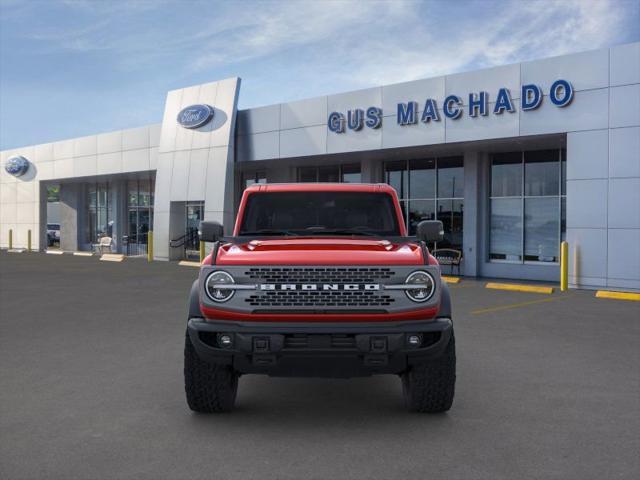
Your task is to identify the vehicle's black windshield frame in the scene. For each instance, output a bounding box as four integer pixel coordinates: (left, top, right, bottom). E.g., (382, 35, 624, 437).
(239, 191, 401, 237)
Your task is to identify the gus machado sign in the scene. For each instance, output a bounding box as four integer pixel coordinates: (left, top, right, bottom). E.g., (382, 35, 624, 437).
(328, 79, 573, 133)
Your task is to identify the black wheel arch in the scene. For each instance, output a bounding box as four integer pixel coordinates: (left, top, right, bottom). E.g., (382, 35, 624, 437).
(188, 279, 203, 319)
(437, 281, 452, 319)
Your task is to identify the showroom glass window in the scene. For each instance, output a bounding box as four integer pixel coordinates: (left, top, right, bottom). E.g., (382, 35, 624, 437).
(489, 149, 566, 263)
(87, 182, 112, 243)
(384, 157, 463, 249)
(297, 164, 361, 183)
(127, 178, 155, 254)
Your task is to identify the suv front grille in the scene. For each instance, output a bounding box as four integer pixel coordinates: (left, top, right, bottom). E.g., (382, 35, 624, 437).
(244, 267, 394, 283)
(243, 267, 397, 308)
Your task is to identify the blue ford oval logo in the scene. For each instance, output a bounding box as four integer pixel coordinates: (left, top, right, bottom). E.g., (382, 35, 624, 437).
(5, 156, 30, 177)
(177, 104, 214, 129)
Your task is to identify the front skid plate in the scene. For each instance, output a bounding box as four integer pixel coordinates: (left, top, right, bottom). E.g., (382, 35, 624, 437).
(186, 318, 453, 377)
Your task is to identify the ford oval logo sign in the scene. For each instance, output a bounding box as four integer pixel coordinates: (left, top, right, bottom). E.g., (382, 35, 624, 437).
(177, 104, 214, 129)
(5, 156, 30, 177)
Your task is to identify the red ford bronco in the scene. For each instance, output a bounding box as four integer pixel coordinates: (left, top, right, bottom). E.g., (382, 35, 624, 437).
(185, 183, 455, 413)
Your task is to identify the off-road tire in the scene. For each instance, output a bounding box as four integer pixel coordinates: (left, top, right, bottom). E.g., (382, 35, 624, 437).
(184, 330, 239, 413)
(401, 333, 456, 413)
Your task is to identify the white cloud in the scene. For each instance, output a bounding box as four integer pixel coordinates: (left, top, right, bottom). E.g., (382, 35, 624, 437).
(183, 0, 631, 98)
(323, 0, 626, 88)
(188, 1, 413, 71)
(8, 0, 629, 80)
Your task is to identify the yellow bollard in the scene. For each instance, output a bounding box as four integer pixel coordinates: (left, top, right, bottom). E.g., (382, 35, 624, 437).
(199, 240, 205, 263)
(28, 229, 32, 252)
(8, 229, 12, 250)
(147, 231, 153, 262)
(560, 241, 568, 292)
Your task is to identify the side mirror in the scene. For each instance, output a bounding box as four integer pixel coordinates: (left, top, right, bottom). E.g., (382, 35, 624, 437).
(416, 220, 444, 243)
(198, 221, 224, 242)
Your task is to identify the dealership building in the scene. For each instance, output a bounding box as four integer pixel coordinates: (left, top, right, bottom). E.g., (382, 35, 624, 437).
(1, 43, 639, 291)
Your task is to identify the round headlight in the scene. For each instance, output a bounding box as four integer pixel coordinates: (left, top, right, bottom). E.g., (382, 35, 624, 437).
(205, 271, 235, 303)
(404, 271, 435, 302)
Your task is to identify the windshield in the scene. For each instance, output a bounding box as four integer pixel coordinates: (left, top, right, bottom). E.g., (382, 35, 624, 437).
(239, 191, 401, 236)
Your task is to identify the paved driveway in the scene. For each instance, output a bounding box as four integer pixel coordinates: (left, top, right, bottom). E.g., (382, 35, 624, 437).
(1, 252, 638, 480)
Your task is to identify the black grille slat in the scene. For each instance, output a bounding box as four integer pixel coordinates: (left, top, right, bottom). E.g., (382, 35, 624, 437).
(244, 267, 397, 308)
(246, 291, 394, 307)
(283, 334, 357, 350)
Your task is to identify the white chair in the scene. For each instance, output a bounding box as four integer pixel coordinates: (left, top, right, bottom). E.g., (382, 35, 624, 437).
(97, 236, 113, 254)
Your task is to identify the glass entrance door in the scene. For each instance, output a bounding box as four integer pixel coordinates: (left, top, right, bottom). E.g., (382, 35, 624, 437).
(126, 178, 154, 256)
(185, 202, 204, 260)
(86, 182, 114, 252)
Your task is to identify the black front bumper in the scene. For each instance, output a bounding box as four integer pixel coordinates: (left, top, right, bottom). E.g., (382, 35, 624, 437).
(187, 317, 453, 378)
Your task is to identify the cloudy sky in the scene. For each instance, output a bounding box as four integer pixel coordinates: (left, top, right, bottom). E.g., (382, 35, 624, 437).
(1, 0, 639, 149)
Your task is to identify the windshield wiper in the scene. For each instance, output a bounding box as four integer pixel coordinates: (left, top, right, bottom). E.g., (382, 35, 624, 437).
(240, 229, 299, 236)
(305, 228, 378, 237)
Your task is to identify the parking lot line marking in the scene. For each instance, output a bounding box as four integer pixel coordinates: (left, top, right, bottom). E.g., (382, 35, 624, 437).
(45, 250, 64, 255)
(485, 282, 554, 294)
(471, 295, 569, 315)
(442, 276, 461, 284)
(178, 260, 201, 267)
(100, 254, 125, 262)
(595, 290, 640, 302)
(73, 251, 93, 257)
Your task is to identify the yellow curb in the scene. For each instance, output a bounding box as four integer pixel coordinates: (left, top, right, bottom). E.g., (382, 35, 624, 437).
(178, 260, 201, 267)
(442, 276, 461, 284)
(100, 254, 125, 262)
(595, 290, 640, 301)
(46, 250, 64, 255)
(73, 251, 94, 257)
(485, 282, 554, 294)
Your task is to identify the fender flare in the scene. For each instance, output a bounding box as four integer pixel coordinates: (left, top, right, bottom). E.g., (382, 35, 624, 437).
(437, 281, 452, 319)
(188, 279, 202, 319)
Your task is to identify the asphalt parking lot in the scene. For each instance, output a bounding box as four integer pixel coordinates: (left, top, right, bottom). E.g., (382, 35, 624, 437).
(1, 251, 638, 480)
